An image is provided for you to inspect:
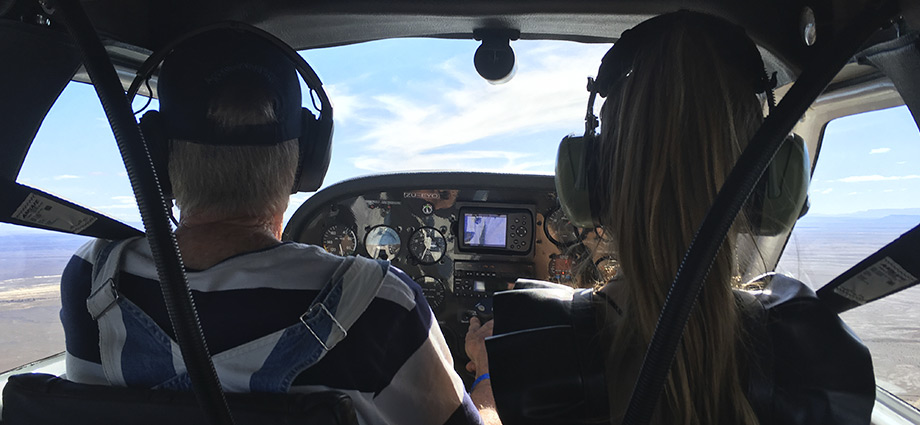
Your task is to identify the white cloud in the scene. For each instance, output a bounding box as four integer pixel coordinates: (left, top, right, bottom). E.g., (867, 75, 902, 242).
(353, 150, 554, 174)
(289, 194, 309, 205)
(869, 148, 891, 154)
(284, 193, 314, 223)
(336, 42, 609, 173)
(815, 188, 833, 195)
(53, 175, 80, 180)
(93, 195, 138, 210)
(95, 204, 137, 209)
(324, 84, 362, 125)
(836, 174, 920, 183)
(91, 194, 142, 227)
(897, 161, 907, 165)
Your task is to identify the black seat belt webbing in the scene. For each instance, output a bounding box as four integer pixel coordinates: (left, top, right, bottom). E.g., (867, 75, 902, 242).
(817, 223, 920, 314)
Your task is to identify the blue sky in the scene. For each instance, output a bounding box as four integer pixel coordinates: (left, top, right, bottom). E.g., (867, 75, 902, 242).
(807, 106, 920, 214)
(9, 38, 920, 231)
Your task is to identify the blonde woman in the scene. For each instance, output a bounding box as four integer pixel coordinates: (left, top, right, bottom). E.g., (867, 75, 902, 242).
(593, 12, 767, 424)
(467, 10, 875, 425)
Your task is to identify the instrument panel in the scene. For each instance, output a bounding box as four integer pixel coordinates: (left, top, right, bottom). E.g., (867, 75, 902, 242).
(284, 172, 620, 382)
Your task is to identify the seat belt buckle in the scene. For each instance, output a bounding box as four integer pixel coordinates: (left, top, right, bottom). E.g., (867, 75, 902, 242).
(299, 303, 347, 351)
(87, 278, 120, 320)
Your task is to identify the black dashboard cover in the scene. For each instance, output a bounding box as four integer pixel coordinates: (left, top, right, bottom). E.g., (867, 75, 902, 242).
(486, 276, 876, 425)
(486, 280, 609, 425)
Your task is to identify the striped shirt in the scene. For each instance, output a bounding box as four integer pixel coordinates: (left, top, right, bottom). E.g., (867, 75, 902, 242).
(60, 238, 481, 425)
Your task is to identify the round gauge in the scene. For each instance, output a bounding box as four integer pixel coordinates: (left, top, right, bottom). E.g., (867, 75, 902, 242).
(544, 208, 582, 246)
(408, 227, 447, 264)
(595, 256, 623, 285)
(364, 225, 401, 260)
(415, 276, 446, 311)
(321, 224, 357, 256)
(548, 253, 575, 284)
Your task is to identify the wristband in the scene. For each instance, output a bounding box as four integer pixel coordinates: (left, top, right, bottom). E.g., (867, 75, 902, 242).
(471, 373, 490, 391)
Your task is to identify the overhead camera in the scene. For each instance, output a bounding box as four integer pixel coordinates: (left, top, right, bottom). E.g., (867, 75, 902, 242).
(473, 28, 520, 84)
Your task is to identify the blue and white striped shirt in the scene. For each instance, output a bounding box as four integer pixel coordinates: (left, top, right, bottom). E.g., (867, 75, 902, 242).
(60, 238, 481, 425)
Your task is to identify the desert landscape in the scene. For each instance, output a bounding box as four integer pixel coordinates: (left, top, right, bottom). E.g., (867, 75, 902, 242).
(2, 212, 918, 406)
(779, 213, 920, 407)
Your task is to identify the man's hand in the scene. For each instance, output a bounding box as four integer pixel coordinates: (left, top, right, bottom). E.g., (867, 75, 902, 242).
(465, 316, 494, 375)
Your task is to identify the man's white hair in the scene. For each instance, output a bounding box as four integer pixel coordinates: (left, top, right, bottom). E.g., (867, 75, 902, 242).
(168, 86, 299, 220)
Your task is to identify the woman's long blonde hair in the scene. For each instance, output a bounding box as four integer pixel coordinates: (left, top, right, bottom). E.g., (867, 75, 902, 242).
(595, 19, 763, 425)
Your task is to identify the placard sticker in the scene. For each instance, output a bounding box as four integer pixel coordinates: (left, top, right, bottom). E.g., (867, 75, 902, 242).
(12, 193, 97, 234)
(834, 257, 918, 304)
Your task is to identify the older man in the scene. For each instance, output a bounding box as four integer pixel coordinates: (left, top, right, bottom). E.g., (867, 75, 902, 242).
(60, 27, 485, 425)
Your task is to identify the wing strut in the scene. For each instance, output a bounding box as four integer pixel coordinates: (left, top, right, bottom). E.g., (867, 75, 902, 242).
(818, 222, 920, 314)
(0, 180, 142, 239)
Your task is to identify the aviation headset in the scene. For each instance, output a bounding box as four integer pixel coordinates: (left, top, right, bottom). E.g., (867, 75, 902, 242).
(555, 10, 810, 236)
(127, 22, 334, 197)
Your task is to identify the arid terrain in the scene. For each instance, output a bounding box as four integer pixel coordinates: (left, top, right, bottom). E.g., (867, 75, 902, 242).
(2, 213, 919, 407)
(0, 232, 87, 372)
(779, 213, 920, 406)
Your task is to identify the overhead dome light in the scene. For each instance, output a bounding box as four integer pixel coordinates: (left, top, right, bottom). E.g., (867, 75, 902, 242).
(473, 28, 520, 84)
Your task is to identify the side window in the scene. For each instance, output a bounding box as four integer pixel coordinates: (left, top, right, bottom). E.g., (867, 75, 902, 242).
(1, 81, 135, 372)
(777, 105, 920, 407)
(17, 82, 140, 222)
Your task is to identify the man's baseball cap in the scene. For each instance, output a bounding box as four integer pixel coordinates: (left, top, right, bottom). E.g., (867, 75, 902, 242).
(157, 28, 303, 146)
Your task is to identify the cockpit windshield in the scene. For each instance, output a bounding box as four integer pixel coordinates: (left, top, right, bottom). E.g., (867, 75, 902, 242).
(2, 36, 919, 413)
(1, 37, 610, 373)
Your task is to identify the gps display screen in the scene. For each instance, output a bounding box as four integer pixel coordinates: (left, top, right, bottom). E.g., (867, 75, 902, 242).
(462, 213, 507, 247)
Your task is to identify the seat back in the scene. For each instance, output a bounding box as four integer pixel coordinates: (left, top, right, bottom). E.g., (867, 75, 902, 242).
(486, 276, 875, 425)
(1, 373, 358, 425)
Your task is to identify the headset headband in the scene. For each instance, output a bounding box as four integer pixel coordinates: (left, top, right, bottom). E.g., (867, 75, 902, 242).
(126, 21, 332, 134)
(555, 10, 802, 232)
(129, 21, 335, 193)
(586, 10, 777, 137)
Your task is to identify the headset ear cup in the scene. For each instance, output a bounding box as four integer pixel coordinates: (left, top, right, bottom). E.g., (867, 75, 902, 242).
(293, 108, 333, 192)
(749, 134, 811, 236)
(555, 135, 598, 228)
(138, 111, 173, 199)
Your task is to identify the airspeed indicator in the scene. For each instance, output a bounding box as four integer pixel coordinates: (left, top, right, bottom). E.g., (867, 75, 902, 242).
(322, 224, 357, 256)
